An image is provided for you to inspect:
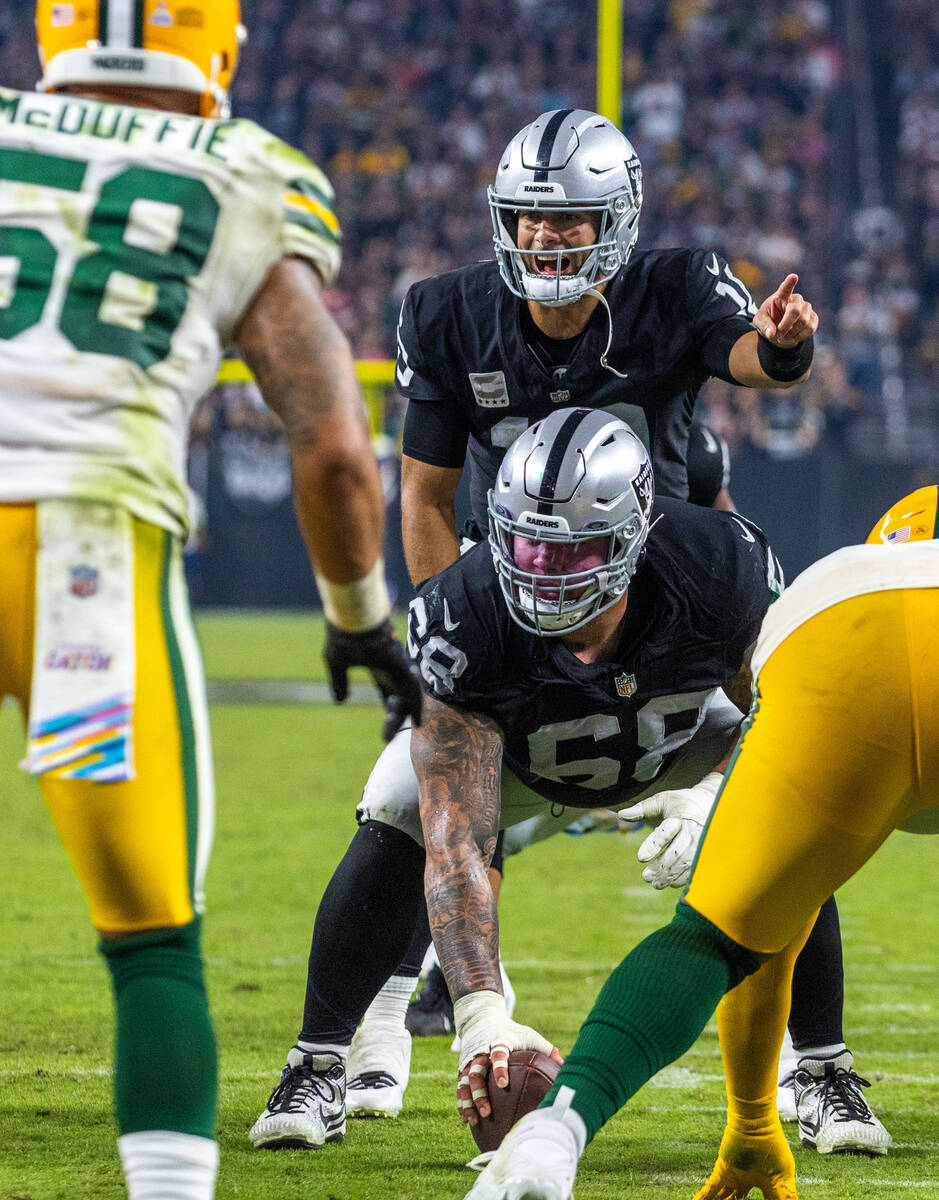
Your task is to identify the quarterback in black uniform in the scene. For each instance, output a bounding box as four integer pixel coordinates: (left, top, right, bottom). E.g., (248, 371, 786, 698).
(249, 410, 780, 1151)
(399, 108, 817, 587)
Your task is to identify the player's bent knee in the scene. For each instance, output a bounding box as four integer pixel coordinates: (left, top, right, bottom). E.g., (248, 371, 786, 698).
(673, 901, 768, 989)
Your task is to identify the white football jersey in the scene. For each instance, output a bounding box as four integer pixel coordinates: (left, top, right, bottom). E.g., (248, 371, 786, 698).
(752, 539, 939, 678)
(0, 87, 341, 536)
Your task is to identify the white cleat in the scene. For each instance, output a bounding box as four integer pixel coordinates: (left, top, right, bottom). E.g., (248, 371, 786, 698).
(249, 1047, 346, 1149)
(794, 1050, 892, 1156)
(345, 1022, 411, 1118)
(464, 1109, 580, 1200)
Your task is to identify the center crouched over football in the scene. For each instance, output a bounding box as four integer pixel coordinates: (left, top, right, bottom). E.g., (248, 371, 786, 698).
(471, 1050, 560, 1153)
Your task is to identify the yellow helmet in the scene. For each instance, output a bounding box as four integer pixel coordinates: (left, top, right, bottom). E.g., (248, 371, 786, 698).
(36, 1, 245, 119)
(866, 485, 938, 545)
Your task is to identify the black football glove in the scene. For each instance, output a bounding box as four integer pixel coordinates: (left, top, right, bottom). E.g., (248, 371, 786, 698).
(323, 618, 423, 741)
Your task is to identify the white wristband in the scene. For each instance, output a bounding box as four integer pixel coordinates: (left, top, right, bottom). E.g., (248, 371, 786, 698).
(314, 557, 391, 632)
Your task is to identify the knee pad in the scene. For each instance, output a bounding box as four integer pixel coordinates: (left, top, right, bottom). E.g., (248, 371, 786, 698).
(673, 901, 767, 990)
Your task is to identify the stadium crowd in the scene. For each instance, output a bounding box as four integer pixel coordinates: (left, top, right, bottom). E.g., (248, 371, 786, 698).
(0, 0, 931, 458)
(891, 0, 939, 396)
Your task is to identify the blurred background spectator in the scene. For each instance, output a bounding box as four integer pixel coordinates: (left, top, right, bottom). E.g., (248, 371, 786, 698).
(1, 0, 934, 588)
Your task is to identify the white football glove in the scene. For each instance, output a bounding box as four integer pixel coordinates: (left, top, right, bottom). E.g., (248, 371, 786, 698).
(454, 990, 555, 1073)
(617, 772, 723, 890)
(453, 990, 559, 1125)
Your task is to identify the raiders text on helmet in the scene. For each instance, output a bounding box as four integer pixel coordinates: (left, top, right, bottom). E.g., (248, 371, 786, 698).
(488, 407, 654, 634)
(488, 109, 643, 306)
(36, 0, 245, 119)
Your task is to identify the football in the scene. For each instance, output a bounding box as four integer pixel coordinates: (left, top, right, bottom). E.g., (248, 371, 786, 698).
(470, 1049, 560, 1153)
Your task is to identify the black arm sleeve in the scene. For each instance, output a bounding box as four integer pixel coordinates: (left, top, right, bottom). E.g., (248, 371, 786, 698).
(401, 395, 470, 467)
(397, 283, 471, 467)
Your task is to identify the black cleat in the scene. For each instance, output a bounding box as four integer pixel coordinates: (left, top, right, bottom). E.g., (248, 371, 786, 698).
(405, 964, 455, 1037)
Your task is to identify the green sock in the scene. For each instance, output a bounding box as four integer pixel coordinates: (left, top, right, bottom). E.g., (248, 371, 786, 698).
(542, 903, 763, 1142)
(100, 920, 217, 1139)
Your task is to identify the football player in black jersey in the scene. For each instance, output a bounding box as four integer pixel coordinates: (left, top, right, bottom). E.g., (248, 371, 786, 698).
(406, 420, 738, 1034)
(249, 409, 782, 1151)
(467, 492, 937, 1200)
(686, 421, 735, 510)
(404, 417, 888, 1157)
(398, 108, 816, 588)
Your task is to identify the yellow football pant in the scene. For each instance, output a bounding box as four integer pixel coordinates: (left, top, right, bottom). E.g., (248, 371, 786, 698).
(688, 587, 937, 951)
(686, 586, 938, 1112)
(0, 503, 213, 934)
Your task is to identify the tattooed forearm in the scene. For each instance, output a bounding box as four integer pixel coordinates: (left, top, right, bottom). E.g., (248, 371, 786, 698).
(412, 695, 504, 1001)
(235, 257, 384, 582)
(236, 257, 367, 444)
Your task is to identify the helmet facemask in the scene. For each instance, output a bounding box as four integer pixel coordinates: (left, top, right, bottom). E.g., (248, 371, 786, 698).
(487, 407, 654, 636)
(489, 507, 646, 634)
(488, 109, 643, 307)
(489, 190, 639, 306)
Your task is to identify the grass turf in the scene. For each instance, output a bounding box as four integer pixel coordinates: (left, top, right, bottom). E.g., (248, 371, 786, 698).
(0, 611, 937, 1199)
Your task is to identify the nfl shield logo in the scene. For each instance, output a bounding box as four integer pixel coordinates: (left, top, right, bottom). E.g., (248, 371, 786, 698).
(614, 672, 637, 698)
(70, 565, 99, 598)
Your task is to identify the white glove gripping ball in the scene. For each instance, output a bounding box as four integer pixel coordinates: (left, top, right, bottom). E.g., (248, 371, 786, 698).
(617, 772, 723, 889)
(454, 990, 555, 1075)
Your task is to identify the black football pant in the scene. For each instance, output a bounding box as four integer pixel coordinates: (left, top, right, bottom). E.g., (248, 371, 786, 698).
(298, 819, 844, 1050)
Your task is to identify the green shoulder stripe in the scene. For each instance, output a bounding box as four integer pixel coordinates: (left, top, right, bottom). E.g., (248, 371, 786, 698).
(285, 206, 342, 246)
(287, 175, 333, 209)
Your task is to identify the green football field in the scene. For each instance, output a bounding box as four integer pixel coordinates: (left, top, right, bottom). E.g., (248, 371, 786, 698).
(1, 611, 937, 1200)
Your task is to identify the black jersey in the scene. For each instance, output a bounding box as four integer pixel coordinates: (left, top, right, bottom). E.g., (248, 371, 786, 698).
(686, 423, 731, 508)
(406, 497, 782, 810)
(398, 250, 755, 528)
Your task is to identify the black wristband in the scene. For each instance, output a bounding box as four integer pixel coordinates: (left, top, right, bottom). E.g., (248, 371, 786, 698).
(756, 333, 814, 382)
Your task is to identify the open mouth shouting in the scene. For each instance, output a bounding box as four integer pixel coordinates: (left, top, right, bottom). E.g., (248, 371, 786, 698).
(532, 252, 573, 276)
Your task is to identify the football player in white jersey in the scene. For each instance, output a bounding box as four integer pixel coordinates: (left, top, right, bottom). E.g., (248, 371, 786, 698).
(0, 5, 420, 1199)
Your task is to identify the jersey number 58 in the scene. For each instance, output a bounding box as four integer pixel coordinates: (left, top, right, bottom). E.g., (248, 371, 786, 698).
(0, 147, 218, 369)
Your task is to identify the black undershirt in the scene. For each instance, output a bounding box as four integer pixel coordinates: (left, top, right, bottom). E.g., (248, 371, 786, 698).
(519, 302, 590, 378)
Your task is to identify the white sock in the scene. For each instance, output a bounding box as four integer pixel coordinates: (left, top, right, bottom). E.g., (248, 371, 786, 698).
(294, 1040, 348, 1060)
(798, 1041, 848, 1061)
(118, 1131, 218, 1200)
(420, 940, 440, 975)
(360, 974, 415, 1028)
(777, 1027, 798, 1081)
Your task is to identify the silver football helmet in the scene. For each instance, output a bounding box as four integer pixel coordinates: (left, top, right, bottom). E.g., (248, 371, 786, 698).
(488, 408, 654, 635)
(488, 109, 643, 306)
